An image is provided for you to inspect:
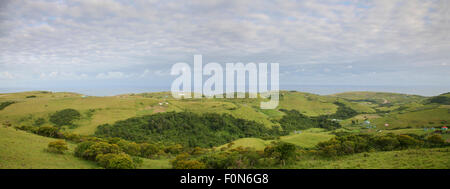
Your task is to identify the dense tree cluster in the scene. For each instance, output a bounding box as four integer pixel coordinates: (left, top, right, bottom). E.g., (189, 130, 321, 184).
(0, 101, 15, 111)
(196, 142, 298, 169)
(74, 140, 140, 169)
(428, 95, 450, 105)
(327, 102, 358, 120)
(278, 109, 341, 131)
(95, 112, 282, 147)
(49, 108, 81, 127)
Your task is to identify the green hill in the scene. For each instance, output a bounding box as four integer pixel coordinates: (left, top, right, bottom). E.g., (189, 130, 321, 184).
(1, 90, 449, 169)
(0, 126, 98, 169)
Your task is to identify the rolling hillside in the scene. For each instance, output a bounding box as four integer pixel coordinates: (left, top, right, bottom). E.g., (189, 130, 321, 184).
(1, 90, 449, 169)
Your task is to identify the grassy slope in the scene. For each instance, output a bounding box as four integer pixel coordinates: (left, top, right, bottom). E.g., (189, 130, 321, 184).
(0, 126, 171, 169)
(279, 133, 334, 148)
(289, 147, 450, 169)
(0, 126, 98, 169)
(0, 91, 351, 135)
(219, 129, 334, 150)
(330, 91, 426, 104)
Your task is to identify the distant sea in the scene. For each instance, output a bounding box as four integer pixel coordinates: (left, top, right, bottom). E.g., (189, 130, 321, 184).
(1, 85, 449, 97)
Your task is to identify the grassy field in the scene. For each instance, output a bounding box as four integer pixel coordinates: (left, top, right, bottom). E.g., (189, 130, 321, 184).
(279, 132, 334, 148)
(0, 126, 98, 169)
(219, 129, 334, 150)
(289, 147, 450, 169)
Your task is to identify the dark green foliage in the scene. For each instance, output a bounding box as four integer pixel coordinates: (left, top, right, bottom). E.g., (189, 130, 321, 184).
(428, 95, 450, 105)
(317, 133, 446, 157)
(200, 147, 265, 169)
(328, 102, 358, 119)
(35, 126, 61, 138)
(278, 109, 341, 131)
(34, 118, 46, 126)
(49, 108, 81, 127)
(26, 95, 37, 98)
(95, 112, 281, 148)
(74, 141, 95, 157)
(278, 109, 315, 131)
(264, 142, 297, 166)
(140, 143, 160, 158)
(0, 101, 15, 111)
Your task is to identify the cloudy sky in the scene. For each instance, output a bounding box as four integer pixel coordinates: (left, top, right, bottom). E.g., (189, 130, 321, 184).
(0, 0, 449, 95)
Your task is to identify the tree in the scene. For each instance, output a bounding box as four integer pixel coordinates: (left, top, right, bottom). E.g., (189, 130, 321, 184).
(171, 153, 206, 169)
(47, 140, 68, 154)
(50, 109, 81, 127)
(79, 141, 121, 161)
(35, 126, 61, 138)
(264, 142, 297, 166)
(96, 153, 136, 169)
(427, 134, 445, 147)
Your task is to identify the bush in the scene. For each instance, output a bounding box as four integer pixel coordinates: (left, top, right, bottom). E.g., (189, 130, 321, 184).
(373, 136, 400, 151)
(35, 126, 61, 138)
(49, 109, 81, 127)
(34, 118, 46, 126)
(172, 153, 206, 169)
(63, 132, 82, 143)
(47, 140, 68, 154)
(140, 143, 160, 158)
(397, 135, 423, 149)
(426, 134, 445, 147)
(77, 141, 121, 160)
(264, 142, 297, 166)
(75, 141, 95, 158)
(96, 153, 136, 169)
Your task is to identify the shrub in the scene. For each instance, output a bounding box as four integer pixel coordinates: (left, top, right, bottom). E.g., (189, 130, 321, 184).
(96, 153, 136, 169)
(47, 140, 68, 154)
(426, 134, 445, 147)
(74, 141, 95, 157)
(49, 109, 81, 127)
(140, 143, 160, 158)
(35, 126, 61, 138)
(15, 125, 37, 133)
(264, 142, 297, 166)
(63, 132, 82, 143)
(397, 135, 423, 149)
(34, 118, 46, 126)
(373, 136, 400, 151)
(82, 142, 121, 160)
(172, 153, 206, 169)
(75, 141, 121, 160)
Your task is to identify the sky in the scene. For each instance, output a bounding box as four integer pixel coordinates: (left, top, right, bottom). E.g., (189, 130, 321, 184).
(0, 0, 449, 96)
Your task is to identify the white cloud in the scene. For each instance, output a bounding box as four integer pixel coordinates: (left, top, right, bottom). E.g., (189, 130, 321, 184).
(0, 71, 15, 79)
(0, 0, 448, 88)
(96, 71, 131, 79)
